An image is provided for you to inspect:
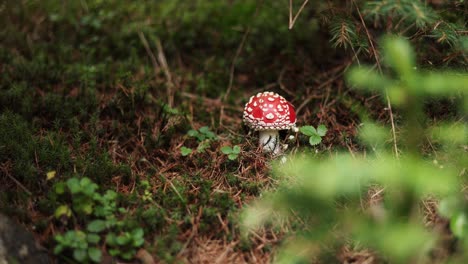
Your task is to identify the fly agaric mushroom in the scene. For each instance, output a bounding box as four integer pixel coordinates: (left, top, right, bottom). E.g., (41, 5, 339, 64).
(243, 91, 297, 154)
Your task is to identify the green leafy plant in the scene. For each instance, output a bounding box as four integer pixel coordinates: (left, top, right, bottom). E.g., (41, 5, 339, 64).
(53, 177, 145, 262)
(221, 145, 241, 160)
(180, 146, 193, 156)
(181, 126, 217, 155)
(243, 36, 467, 263)
(54, 230, 101, 263)
(139, 180, 153, 202)
(187, 126, 217, 142)
(62, 177, 99, 215)
(299, 124, 327, 146)
(105, 228, 145, 259)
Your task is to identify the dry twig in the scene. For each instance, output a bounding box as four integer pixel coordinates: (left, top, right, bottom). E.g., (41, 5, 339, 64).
(155, 39, 175, 108)
(220, 1, 264, 127)
(353, 0, 399, 160)
(1, 161, 32, 196)
(289, 0, 310, 29)
(138, 31, 175, 108)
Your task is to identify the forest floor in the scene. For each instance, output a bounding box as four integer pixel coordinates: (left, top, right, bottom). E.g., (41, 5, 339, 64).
(1, 1, 465, 263)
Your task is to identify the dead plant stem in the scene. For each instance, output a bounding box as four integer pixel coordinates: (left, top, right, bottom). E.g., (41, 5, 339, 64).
(353, 0, 399, 160)
(155, 39, 175, 108)
(289, 0, 309, 29)
(220, 1, 263, 127)
(138, 31, 160, 73)
(1, 162, 32, 196)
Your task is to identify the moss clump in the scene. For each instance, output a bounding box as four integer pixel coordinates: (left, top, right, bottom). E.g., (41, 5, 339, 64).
(0, 112, 37, 182)
(0, 112, 71, 185)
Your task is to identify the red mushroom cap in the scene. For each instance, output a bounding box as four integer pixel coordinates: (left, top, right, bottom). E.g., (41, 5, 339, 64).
(243, 91, 296, 131)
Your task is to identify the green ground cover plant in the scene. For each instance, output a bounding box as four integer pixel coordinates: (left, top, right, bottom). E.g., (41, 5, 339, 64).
(221, 145, 242, 161)
(300, 124, 328, 146)
(52, 176, 144, 262)
(181, 126, 218, 156)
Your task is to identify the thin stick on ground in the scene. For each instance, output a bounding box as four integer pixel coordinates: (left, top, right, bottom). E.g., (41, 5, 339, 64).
(155, 39, 175, 108)
(1, 161, 32, 196)
(220, 1, 264, 127)
(289, 0, 309, 29)
(296, 62, 349, 114)
(219, 26, 250, 127)
(138, 31, 160, 71)
(138, 32, 175, 108)
(353, 0, 399, 160)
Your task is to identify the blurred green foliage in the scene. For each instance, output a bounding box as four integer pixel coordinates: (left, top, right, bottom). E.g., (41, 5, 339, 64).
(243, 36, 467, 263)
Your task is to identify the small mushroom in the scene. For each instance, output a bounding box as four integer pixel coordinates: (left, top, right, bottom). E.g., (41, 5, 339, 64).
(243, 91, 297, 154)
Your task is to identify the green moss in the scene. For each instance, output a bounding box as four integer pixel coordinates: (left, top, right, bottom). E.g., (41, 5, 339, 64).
(35, 132, 72, 173)
(240, 181, 261, 195)
(226, 173, 241, 185)
(79, 151, 131, 185)
(138, 207, 166, 232)
(0, 112, 36, 181)
(0, 82, 34, 118)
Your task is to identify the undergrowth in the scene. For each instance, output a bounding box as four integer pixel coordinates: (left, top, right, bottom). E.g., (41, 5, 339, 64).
(244, 36, 467, 263)
(0, 0, 466, 263)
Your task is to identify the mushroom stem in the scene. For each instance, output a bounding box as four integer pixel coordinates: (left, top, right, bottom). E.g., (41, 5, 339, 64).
(259, 130, 281, 154)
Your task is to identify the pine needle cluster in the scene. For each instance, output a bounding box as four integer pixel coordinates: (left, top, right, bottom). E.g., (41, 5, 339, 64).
(321, 0, 466, 67)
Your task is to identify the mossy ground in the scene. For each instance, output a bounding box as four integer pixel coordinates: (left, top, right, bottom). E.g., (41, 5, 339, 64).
(0, 1, 465, 263)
